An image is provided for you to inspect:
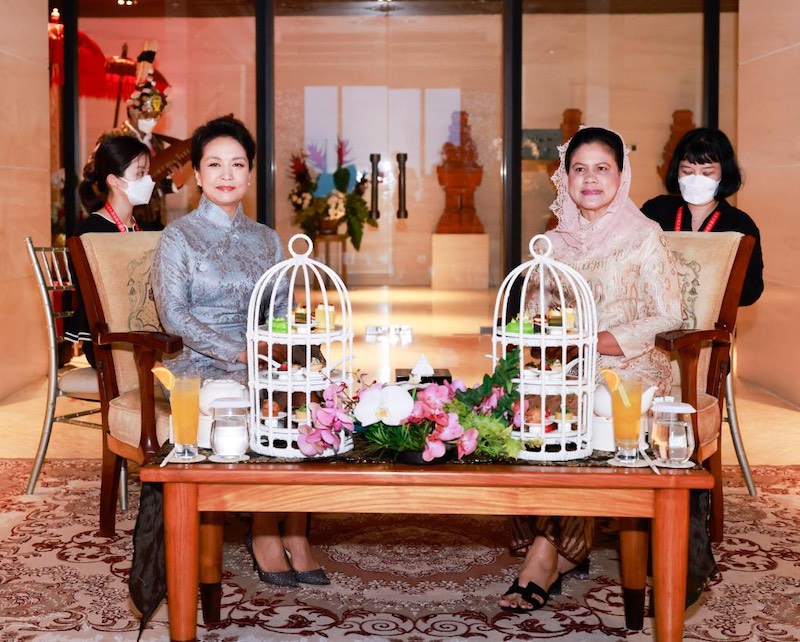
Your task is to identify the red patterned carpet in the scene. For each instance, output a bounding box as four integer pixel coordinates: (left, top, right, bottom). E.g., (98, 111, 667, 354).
(1, 461, 798, 641)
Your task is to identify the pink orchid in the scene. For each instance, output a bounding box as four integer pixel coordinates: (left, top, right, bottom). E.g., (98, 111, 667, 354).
(457, 428, 479, 459)
(310, 402, 354, 433)
(430, 412, 464, 442)
(447, 379, 467, 395)
(322, 382, 347, 409)
(416, 384, 453, 413)
(477, 385, 503, 414)
(297, 423, 340, 456)
(422, 434, 447, 462)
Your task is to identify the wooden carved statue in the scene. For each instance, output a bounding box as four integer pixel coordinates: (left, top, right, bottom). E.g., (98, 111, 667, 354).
(435, 111, 484, 234)
(658, 109, 696, 183)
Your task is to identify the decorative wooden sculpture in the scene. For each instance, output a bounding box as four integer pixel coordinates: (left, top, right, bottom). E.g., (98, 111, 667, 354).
(545, 108, 583, 178)
(435, 111, 484, 234)
(658, 109, 696, 183)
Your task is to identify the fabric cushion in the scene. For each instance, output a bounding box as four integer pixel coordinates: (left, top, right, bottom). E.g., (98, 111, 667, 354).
(108, 385, 171, 448)
(79, 232, 163, 396)
(59, 366, 100, 400)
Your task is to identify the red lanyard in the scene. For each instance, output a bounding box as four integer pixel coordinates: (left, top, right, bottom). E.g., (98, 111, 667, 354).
(104, 202, 140, 233)
(674, 206, 721, 232)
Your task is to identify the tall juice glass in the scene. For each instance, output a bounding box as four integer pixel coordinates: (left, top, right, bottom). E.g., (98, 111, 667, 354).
(171, 375, 201, 459)
(610, 374, 642, 462)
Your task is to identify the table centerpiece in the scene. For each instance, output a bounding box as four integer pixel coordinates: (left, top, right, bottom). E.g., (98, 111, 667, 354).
(296, 350, 525, 463)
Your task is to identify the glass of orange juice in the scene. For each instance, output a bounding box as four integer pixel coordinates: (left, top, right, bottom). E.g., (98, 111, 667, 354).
(171, 375, 201, 459)
(609, 372, 643, 463)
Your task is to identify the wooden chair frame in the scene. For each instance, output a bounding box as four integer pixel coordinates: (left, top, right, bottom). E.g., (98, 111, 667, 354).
(655, 234, 755, 543)
(67, 235, 182, 537)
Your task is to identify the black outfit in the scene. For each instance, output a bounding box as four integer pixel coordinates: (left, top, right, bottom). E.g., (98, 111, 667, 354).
(641, 194, 764, 306)
(65, 213, 138, 367)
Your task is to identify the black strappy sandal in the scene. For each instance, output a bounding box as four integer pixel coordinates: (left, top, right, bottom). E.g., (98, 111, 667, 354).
(500, 576, 560, 614)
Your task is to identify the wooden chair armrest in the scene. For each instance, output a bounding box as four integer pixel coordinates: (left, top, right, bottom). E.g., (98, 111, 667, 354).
(96, 330, 183, 457)
(97, 330, 183, 353)
(655, 328, 731, 352)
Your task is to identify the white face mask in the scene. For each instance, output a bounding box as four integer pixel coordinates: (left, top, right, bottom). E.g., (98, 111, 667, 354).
(137, 118, 157, 135)
(678, 174, 720, 206)
(123, 175, 156, 206)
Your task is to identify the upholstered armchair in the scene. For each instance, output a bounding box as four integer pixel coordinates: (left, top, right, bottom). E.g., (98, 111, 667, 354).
(656, 231, 755, 543)
(68, 232, 182, 537)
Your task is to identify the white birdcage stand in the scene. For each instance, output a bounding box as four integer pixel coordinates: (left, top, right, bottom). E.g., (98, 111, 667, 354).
(493, 234, 598, 461)
(246, 234, 354, 458)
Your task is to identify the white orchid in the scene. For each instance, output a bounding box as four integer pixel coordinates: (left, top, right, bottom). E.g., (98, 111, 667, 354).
(353, 384, 414, 427)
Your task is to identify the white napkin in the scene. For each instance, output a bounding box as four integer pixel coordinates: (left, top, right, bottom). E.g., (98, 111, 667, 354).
(410, 354, 435, 377)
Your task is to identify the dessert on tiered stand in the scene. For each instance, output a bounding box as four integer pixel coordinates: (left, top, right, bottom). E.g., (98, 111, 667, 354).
(493, 234, 598, 461)
(246, 234, 354, 458)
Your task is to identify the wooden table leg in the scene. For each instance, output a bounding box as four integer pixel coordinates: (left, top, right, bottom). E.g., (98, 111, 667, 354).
(163, 483, 200, 642)
(199, 511, 224, 624)
(652, 489, 689, 642)
(619, 516, 648, 630)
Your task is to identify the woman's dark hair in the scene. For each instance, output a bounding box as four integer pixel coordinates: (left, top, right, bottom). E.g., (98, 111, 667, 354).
(78, 135, 150, 213)
(664, 127, 742, 199)
(191, 116, 256, 170)
(565, 127, 625, 172)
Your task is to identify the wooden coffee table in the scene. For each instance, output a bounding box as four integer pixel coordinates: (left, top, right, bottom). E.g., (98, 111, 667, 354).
(141, 460, 713, 642)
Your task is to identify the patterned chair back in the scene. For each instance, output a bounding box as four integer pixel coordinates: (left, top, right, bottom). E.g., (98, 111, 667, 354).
(664, 231, 742, 392)
(77, 232, 163, 396)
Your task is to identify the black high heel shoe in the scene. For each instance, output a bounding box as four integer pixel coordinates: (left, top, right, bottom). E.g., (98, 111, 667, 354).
(245, 533, 298, 587)
(285, 549, 331, 585)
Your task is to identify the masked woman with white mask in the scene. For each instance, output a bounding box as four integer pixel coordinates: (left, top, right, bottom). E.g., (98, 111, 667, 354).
(641, 128, 764, 306)
(66, 136, 155, 367)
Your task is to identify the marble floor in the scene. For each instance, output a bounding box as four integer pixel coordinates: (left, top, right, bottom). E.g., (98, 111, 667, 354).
(3, 287, 798, 476)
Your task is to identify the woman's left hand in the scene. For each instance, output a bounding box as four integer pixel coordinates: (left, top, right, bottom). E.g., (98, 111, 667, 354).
(597, 331, 623, 356)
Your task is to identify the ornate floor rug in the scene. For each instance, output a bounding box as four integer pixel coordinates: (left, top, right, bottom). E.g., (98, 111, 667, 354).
(1, 461, 798, 641)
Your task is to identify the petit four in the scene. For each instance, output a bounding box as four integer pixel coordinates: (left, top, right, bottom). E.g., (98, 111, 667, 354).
(270, 317, 288, 333)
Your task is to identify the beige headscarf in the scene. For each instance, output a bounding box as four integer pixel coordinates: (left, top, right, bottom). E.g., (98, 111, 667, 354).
(548, 126, 657, 253)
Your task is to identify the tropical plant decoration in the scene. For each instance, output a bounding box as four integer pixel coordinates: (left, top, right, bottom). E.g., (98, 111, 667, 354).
(288, 139, 377, 251)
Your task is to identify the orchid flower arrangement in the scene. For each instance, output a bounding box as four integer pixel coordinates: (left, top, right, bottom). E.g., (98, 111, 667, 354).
(356, 381, 480, 462)
(294, 350, 524, 461)
(288, 139, 377, 251)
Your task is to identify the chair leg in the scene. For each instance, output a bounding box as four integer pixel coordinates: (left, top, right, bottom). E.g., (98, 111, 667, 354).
(27, 385, 58, 494)
(705, 448, 724, 543)
(119, 461, 129, 512)
(725, 372, 757, 496)
(99, 438, 122, 537)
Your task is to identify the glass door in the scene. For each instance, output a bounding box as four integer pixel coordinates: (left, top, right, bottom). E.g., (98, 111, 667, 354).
(275, 4, 503, 286)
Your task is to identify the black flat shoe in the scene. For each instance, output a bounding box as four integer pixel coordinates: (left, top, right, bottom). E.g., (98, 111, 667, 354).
(499, 574, 561, 614)
(246, 533, 298, 588)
